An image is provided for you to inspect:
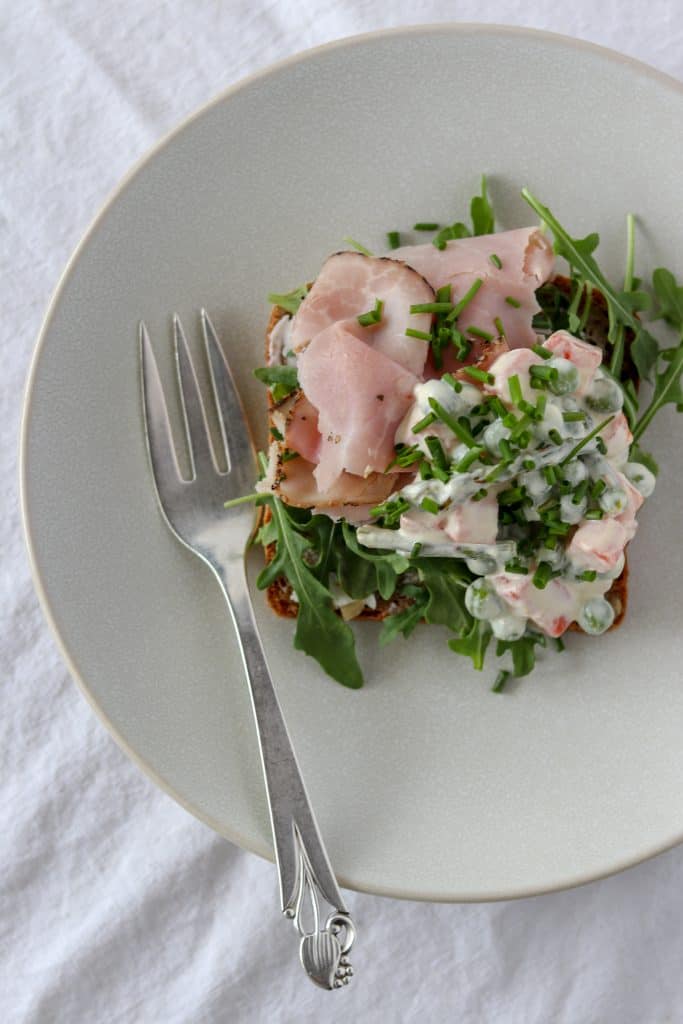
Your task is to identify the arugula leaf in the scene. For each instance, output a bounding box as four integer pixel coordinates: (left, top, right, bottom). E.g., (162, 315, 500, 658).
(253, 365, 299, 403)
(448, 619, 491, 670)
(470, 175, 495, 236)
(257, 499, 363, 688)
(495, 634, 544, 677)
(379, 592, 428, 646)
(632, 343, 683, 442)
(341, 522, 409, 600)
(652, 268, 683, 329)
(267, 284, 309, 314)
(628, 443, 659, 477)
(521, 189, 660, 380)
(413, 558, 471, 633)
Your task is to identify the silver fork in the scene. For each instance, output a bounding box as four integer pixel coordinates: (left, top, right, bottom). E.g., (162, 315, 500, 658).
(139, 311, 355, 990)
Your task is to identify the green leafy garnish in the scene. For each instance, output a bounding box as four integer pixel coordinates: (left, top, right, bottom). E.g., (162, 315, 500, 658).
(628, 444, 659, 477)
(632, 344, 683, 442)
(253, 365, 299, 403)
(257, 501, 363, 688)
(267, 284, 309, 314)
(652, 267, 683, 328)
(448, 620, 491, 671)
(521, 189, 659, 380)
(470, 175, 495, 236)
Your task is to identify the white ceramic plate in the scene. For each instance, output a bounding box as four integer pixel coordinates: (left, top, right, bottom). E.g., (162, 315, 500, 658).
(22, 26, 683, 901)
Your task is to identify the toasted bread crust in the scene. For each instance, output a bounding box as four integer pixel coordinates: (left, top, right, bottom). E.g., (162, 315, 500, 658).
(262, 274, 631, 629)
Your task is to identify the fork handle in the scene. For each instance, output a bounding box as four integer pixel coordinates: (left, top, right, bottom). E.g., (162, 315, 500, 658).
(212, 560, 355, 990)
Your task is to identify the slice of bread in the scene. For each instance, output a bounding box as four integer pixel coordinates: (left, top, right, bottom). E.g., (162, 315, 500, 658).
(261, 275, 630, 628)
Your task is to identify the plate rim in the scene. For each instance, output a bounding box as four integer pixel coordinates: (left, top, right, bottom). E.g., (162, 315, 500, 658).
(19, 22, 683, 903)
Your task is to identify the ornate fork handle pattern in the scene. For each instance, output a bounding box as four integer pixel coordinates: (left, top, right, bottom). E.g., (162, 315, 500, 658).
(212, 560, 355, 989)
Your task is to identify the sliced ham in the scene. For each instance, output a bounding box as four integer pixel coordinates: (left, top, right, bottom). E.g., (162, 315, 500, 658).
(284, 392, 320, 464)
(289, 251, 435, 376)
(389, 227, 554, 349)
(274, 454, 396, 508)
(297, 323, 419, 492)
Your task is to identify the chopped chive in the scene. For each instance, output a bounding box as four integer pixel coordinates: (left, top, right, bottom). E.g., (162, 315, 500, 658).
(542, 465, 557, 485)
(414, 222, 440, 231)
(410, 301, 454, 314)
(466, 326, 494, 342)
(419, 460, 433, 480)
(487, 396, 508, 418)
(530, 364, 558, 382)
(428, 398, 477, 447)
(548, 429, 564, 446)
(498, 486, 525, 505)
(435, 284, 452, 304)
(518, 399, 538, 419)
(579, 569, 597, 581)
(502, 412, 518, 429)
(343, 237, 373, 256)
(547, 521, 571, 536)
(559, 416, 614, 467)
(494, 316, 505, 338)
(447, 278, 484, 321)
(425, 435, 449, 470)
(538, 496, 559, 514)
(492, 670, 511, 693)
(451, 330, 471, 359)
(489, 253, 502, 269)
(472, 488, 489, 501)
(572, 480, 589, 504)
(282, 449, 299, 462)
(532, 343, 553, 360)
(563, 411, 586, 423)
(585, 509, 605, 520)
(555, 637, 566, 652)
(456, 446, 484, 472)
(410, 542, 423, 559)
(484, 462, 509, 483)
(596, 437, 607, 455)
(544, 535, 558, 550)
(357, 298, 384, 327)
(463, 365, 495, 384)
(517, 430, 532, 448)
(421, 496, 441, 514)
(432, 464, 450, 483)
(270, 426, 284, 441)
(504, 560, 529, 575)
(386, 230, 401, 250)
(522, 458, 536, 471)
(442, 372, 463, 393)
(505, 296, 522, 308)
(535, 394, 547, 418)
(507, 374, 523, 406)
(498, 439, 513, 461)
(412, 412, 437, 434)
(532, 562, 553, 589)
(591, 479, 607, 498)
(405, 328, 432, 341)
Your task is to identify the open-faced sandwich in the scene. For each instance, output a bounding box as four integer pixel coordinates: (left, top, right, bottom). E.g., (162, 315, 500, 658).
(232, 180, 683, 690)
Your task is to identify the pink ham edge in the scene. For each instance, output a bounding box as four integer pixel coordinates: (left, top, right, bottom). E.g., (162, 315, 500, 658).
(389, 227, 554, 349)
(297, 323, 419, 492)
(289, 251, 435, 376)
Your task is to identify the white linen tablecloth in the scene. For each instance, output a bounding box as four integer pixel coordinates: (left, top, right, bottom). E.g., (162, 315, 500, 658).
(3, 2, 683, 1021)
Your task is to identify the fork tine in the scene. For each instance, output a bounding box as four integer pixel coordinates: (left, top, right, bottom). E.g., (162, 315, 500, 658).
(173, 314, 217, 477)
(201, 310, 256, 477)
(140, 322, 184, 495)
